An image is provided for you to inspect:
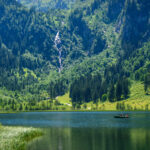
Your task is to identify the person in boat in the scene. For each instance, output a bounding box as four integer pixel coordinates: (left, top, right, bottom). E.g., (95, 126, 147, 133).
(119, 114, 128, 118)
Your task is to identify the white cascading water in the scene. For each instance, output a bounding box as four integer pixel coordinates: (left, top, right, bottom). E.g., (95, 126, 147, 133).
(54, 31, 63, 73)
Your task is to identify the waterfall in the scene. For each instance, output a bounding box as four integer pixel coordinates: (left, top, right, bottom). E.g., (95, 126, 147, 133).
(54, 31, 63, 73)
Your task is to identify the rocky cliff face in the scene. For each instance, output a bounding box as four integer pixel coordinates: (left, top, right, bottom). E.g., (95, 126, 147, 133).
(107, 0, 125, 21)
(120, 0, 150, 53)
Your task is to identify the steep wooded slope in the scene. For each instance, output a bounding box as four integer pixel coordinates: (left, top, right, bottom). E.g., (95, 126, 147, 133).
(0, 0, 149, 108)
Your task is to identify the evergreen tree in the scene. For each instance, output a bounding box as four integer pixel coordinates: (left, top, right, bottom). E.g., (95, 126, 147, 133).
(108, 84, 115, 102)
(116, 80, 122, 100)
(100, 80, 107, 99)
(11, 99, 15, 110)
(144, 73, 150, 94)
(19, 103, 23, 111)
(0, 36, 2, 48)
(25, 105, 28, 111)
(102, 94, 107, 102)
(122, 78, 130, 98)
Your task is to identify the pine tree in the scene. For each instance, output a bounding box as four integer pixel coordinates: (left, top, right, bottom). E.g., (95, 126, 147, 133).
(0, 36, 2, 48)
(11, 99, 15, 110)
(116, 80, 122, 100)
(144, 73, 150, 94)
(19, 103, 23, 111)
(108, 84, 115, 102)
(122, 78, 130, 99)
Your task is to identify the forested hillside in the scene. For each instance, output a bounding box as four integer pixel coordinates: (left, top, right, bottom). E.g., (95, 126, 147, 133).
(0, 0, 149, 111)
(16, 0, 76, 10)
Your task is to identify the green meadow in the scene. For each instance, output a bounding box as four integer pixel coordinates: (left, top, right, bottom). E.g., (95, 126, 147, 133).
(56, 81, 150, 111)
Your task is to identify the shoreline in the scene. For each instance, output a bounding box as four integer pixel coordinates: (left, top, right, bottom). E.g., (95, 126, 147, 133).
(0, 110, 150, 114)
(0, 125, 43, 150)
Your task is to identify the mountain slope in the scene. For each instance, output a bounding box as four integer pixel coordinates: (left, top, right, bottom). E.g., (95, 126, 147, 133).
(120, 0, 150, 54)
(16, 0, 76, 10)
(0, 0, 149, 111)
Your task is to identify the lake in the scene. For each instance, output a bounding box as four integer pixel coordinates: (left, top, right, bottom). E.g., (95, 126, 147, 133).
(0, 112, 150, 150)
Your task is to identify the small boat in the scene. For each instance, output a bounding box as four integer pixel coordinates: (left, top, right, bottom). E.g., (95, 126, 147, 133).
(114, 114, 129, 118)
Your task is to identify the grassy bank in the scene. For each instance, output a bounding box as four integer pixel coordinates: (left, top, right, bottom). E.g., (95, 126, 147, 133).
(96, 81, 150, 111)
(0, 125, 42, 150)
(0, 81, 150, 112)
(57, 81, 150, 111)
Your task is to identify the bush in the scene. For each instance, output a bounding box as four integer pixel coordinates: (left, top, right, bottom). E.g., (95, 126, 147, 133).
(102, 94, 107, 101)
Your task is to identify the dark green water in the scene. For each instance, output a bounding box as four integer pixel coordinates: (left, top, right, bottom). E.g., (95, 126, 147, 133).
(0, 112, 150, 150)
(27, 127, 150, 150)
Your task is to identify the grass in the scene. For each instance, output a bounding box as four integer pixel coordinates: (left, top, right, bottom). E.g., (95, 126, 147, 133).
(0, 81, 149, 112)
(97, 81, 150, 111)
(57, 93, 72, 106)
(57, 81, 150, 111)
(123, 81, 150, 110)
(0, 126, 42, 150)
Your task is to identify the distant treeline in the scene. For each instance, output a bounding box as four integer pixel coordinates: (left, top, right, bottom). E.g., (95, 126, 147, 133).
(70, 73, 130, 105)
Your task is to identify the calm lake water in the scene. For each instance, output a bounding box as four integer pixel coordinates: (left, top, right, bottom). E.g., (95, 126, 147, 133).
(0, 112, 150, 150)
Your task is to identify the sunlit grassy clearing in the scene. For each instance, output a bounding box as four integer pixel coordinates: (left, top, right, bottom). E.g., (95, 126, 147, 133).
(57, 81, 150, 111)
(124, 81, 150, 110)
(97, 81, 150, 111)
(0, 126, 42, 150)
(57, 93, 71, 105)
(92, 81, 150, 111)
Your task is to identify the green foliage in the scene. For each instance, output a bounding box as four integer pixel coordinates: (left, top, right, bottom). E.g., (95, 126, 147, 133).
(116, 102, 125, 111)
(108, 84, 115, 102)
(0, 36, 2, 48)
(144, 73, 150, 94)
(102, 94, 107, 102)
(0, 126, 42, 150)
(122, 42, 150, 81)
(17, 0, 76, 10)
(70, 73, 102, 103)
(0, 0, 149, 110)
(122, 77, 130, 98)
(121, 0, 150, 52)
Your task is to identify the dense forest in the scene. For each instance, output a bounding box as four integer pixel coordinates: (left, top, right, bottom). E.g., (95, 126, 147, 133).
(0, 0, 149, 111)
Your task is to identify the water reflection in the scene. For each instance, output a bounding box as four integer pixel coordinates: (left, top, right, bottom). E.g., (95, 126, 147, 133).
(27, 127, 150, 150)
